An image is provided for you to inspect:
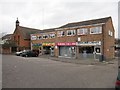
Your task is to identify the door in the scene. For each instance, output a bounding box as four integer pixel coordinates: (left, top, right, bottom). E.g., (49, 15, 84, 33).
(94, 46, 101, 60)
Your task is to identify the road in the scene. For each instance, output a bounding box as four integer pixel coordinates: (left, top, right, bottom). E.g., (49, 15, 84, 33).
(2, 55, 118, 88)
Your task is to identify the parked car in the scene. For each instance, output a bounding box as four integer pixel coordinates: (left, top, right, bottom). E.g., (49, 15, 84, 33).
(115, 68, 120, 89)
(21, 50, 39, 57)
(15, 50, 26, 56)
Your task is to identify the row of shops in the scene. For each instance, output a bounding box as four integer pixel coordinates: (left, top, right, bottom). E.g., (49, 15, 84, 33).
(31, 41, 102, 60)
(30, 17, 115, 61)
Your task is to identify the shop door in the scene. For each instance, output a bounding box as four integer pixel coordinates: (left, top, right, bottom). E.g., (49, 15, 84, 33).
(94, 46, 101, 60)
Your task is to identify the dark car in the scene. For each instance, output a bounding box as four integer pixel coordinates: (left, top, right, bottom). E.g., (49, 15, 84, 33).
(21, 50, 39, 57)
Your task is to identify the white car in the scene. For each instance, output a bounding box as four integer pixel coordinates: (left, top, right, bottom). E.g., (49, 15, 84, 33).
(15, 50, 26, 56)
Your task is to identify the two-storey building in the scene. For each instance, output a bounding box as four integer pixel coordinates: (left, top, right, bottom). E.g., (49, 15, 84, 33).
(31, 28, 56, 56)
(31, 17, 115, 60)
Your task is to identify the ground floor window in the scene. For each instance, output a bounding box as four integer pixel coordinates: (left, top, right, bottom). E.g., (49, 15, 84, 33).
(78, 46, 101, 59)
(59, 46, 76, 58)
(43, 46, 54, 56)
(78, 46, 94, 54)
(43, 46, 51, 54)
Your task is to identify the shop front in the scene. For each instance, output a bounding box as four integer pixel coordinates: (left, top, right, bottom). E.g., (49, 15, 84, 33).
(76, 41, 102, 60)
(56, 42, 76, 58)
(32, 43, 42, 54)
(42, 42, 55, 56)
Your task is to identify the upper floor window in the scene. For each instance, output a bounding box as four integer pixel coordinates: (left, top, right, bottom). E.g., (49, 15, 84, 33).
(43, 34, 49, 39)
(31, 36, 37, 40)
(57, 31, 65, 37)
(37, 35, 42, 40)
(67, 30, 76, 36)
(49, 33, 55, 38)
(77, 28, 88, 35)
(108, 30, 113, 37)
(90, 26, 102, 34)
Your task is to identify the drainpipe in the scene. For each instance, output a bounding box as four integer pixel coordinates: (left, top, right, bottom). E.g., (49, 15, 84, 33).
(102, 25, 104, 61)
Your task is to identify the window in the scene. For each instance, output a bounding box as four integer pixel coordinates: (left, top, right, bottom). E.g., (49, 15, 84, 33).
(111, 32, 113, 36)
(37, 35, 42, 40)
(67, 30, 76, 36)
(49, 33, 55, 38)
(77, 28, 88, 35)
(95, 47, 101, 53)
(90, 26, 102, 34)
(108, 30, 113, 37)
(31, 36, 37, 40)
(57, 31, 65, 37)
(43, 34, 49, 39)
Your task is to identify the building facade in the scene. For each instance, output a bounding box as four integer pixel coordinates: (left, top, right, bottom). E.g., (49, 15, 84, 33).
(31, 17, 115, 60)
(31, 28, 56, 56)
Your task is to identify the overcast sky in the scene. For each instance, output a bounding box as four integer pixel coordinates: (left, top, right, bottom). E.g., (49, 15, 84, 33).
(0, 0, 119, 38)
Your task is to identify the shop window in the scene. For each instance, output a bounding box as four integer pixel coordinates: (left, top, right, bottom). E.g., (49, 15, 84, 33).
(57, 31, 65, 37)
(90, 26, 102, 34)
(67, 30, 76, 36)
(77, 28, 88, 35)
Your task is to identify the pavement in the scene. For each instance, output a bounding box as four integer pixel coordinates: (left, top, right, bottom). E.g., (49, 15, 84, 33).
(38, 55, 118, 65)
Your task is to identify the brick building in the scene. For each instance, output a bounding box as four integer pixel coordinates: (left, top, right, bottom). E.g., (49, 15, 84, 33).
(31, 28, 56, 55)
(31, 17, 115, 60)
(12, 18, 41, 52)
(1, 34, 13, 54)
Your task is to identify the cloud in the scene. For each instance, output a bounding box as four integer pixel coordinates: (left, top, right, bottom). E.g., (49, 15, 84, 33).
(0, 0, 119, 38)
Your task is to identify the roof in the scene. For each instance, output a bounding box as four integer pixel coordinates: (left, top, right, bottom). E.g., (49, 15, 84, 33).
(18, 26, 41, 40)
(59, 17, 111, 28)
(42, 28, 56, 33)
(33, 28, 56, 35)
(2, 34, 13, 40)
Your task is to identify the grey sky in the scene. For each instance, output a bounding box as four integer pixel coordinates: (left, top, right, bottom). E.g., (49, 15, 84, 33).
(0, 0, 119, 38)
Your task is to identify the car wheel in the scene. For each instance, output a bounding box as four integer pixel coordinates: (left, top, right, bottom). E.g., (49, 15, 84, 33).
(25, 55, 28, 57)
(36, 54, 39, 57)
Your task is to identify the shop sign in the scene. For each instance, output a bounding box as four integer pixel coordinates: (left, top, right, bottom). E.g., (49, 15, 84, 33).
(76, 41, 101, 46)
(32, 43, 42, 46)
(56, 42, 76, 46)
(32, 43, 42, 49)
(42, 42, 55, 46)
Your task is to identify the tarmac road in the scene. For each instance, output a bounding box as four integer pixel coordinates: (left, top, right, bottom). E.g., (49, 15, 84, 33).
(2, 54, 118, 88)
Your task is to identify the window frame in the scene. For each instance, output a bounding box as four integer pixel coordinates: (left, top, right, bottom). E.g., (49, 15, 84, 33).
(90, 26, 102, 34)
(108, 30, 113, 37)
(42, 34, 49, 39)
(67, 30, 76, 36)
(31, 35, 37, 40)
(49, 33, 55, 39)
(57, 31, 65, 37)
(77, 28, 88, 35)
